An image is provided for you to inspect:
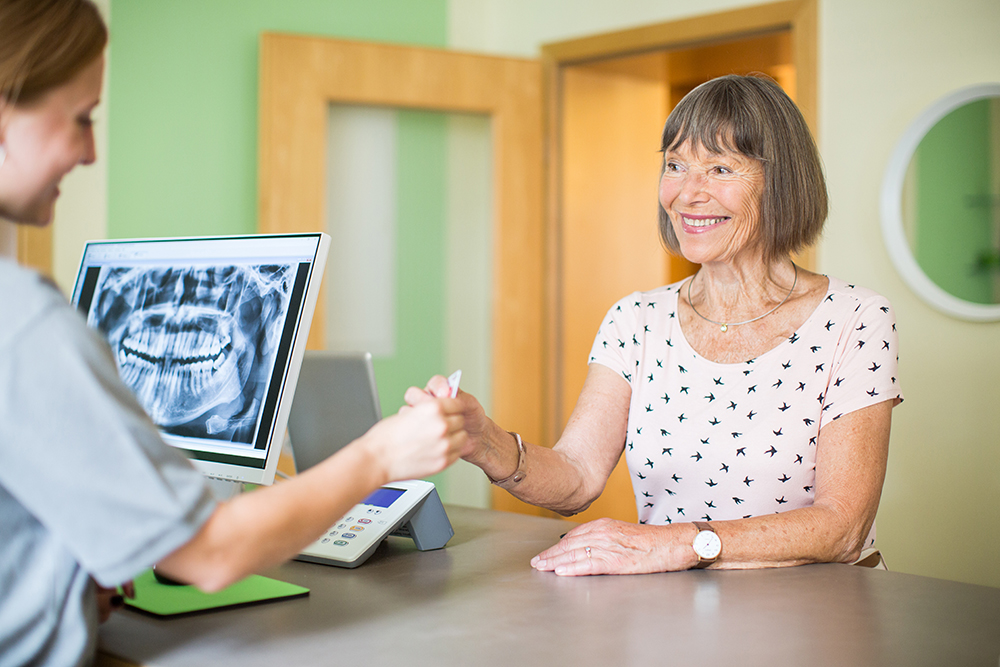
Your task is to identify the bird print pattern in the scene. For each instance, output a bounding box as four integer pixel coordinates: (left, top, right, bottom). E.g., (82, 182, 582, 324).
(588, 276, 902, 547)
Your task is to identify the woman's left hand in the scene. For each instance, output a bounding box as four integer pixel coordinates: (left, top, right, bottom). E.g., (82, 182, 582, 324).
(94, 579, 135, 623)
(530, 518, 696, 576)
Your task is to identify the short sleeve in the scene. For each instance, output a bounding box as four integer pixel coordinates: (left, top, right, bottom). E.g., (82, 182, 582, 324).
(0, 291, 216, 586)
(587, 293, 644, 387)
(819, 292, 903, 429)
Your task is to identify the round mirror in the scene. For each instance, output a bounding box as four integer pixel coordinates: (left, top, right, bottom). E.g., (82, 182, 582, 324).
(881, 84, 1000, 321)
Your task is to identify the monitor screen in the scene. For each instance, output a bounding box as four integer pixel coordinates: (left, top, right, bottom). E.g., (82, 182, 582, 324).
(71, 233, 329, 486)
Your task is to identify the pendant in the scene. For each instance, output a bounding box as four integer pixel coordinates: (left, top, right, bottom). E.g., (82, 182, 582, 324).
(720, 324, 728, 332)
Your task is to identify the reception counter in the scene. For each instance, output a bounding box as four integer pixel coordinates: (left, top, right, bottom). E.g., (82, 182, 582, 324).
(98, 506, 1000, 666)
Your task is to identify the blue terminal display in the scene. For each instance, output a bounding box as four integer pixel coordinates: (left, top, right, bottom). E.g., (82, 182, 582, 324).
(362, 487, 406, 508)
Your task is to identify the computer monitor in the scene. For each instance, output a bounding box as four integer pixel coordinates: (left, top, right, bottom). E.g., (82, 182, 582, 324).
(70, 233, 330, 488)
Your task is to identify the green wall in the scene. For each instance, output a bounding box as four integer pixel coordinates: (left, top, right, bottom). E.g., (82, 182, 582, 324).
(108, 0, 447, 239)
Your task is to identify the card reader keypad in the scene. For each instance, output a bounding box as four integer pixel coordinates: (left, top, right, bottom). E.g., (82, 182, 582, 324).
(296, 480, 454, 569)
(297, 482, 432, 568)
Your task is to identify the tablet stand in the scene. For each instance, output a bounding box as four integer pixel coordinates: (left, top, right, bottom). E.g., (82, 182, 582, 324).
(390, 486, 454, 550)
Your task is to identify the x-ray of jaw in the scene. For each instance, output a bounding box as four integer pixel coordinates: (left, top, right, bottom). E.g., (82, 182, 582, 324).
(89, 264, 294, 445)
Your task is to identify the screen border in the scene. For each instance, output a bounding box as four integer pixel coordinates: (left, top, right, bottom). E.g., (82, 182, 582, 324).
(70, 232, 330, 486)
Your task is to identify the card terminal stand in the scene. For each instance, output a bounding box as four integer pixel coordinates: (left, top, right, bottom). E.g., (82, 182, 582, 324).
(296, 479, 453, 568)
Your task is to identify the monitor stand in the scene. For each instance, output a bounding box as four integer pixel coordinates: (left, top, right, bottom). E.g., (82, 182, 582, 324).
(205, 477, 247, 501)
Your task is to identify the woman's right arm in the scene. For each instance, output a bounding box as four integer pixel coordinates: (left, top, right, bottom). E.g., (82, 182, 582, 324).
(407, 364, 631, 516)
(155, 399, 469, 592)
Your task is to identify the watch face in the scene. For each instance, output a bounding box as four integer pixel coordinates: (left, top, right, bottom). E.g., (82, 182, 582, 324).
(693, 530, 722, 560)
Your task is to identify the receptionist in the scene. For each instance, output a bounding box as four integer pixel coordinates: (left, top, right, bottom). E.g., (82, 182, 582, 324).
(409, 74, 903, 576)
(0, 2, 469, 665)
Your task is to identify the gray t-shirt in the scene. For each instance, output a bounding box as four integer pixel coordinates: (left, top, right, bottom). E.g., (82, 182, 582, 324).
(0, 259, 216, 667)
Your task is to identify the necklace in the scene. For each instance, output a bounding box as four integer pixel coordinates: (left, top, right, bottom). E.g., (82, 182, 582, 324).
(687, 263, 798, 333)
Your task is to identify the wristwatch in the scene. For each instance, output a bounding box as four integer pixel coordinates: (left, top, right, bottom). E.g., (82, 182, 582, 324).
(691, 521, 722, 569)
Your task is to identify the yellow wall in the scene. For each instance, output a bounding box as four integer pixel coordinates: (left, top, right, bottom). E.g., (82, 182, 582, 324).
(450, 0, 1000, 588)
(819, 0, 1000, 587)
(51, 0, 110, 291)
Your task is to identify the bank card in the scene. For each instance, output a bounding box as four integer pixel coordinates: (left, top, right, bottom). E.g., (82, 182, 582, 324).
(447, 370, 462, 398)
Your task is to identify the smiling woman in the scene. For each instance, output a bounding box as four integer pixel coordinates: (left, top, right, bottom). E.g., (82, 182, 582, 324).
(657, 75, 827, 268)
(0, 0, 105, 226)
(659, 143, 764, 268)
(409, 74, 904, 577)
(0, 3, 470, 665)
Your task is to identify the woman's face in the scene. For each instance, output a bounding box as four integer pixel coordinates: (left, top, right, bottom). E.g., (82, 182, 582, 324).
(0, 55, 104, 226)
(659, 140, 765, 266)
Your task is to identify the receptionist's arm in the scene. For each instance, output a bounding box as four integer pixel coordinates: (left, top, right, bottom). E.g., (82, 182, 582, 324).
(154, 399, 469, 592)
(405, 364, 631, 516)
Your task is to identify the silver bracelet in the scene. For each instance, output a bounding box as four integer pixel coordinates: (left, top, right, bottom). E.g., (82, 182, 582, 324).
(487, 431, 526, 487)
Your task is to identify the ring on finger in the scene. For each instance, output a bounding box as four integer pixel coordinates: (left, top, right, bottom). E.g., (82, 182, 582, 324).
(585, 546, 592, 559)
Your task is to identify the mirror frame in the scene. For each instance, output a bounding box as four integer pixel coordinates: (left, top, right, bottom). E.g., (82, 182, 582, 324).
(880, 83, 1000, 321)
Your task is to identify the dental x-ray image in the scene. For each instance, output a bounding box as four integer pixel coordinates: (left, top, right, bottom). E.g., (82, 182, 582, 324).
(88, 264, 295, 445)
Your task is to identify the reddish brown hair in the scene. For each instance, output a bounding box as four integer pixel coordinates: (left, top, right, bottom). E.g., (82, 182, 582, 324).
(0, 0, 107, 106)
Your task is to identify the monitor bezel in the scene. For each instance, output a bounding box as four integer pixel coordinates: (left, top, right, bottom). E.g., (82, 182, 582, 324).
(71, 232, 330, 487)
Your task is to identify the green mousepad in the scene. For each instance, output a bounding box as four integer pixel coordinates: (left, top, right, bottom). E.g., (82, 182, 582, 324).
(125, 569, 309, 618)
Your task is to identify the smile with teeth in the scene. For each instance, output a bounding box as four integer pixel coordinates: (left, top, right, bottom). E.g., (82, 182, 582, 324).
(115, 304, 245, 427)
(681, 215, 729, 228)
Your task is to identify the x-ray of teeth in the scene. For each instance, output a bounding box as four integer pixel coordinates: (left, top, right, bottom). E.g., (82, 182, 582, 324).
(88, 264, 294, 445)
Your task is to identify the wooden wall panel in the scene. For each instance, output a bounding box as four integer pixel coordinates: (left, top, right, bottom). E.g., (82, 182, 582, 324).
(17, 225, 53, 277)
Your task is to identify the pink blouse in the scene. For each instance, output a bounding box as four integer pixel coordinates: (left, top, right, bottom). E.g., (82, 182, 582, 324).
(588, 276, 902, 547)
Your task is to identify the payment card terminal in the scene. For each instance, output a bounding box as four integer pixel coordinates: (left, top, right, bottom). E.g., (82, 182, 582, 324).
(296, 479, 453, 568)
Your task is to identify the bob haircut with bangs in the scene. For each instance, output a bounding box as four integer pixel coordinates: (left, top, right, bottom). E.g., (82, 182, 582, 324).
(658, 74, 827, 265)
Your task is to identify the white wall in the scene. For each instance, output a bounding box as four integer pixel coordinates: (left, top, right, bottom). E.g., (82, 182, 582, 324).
(449, 0, 1000, 587)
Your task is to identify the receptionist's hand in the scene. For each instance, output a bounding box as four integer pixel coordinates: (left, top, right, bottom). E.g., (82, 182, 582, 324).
(364, 398, 471, 483)
(405, 377, 490, 460)
(530, 519, 698, 576)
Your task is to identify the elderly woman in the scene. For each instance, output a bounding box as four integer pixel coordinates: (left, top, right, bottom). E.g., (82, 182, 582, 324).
(410, 74, 902, 575)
